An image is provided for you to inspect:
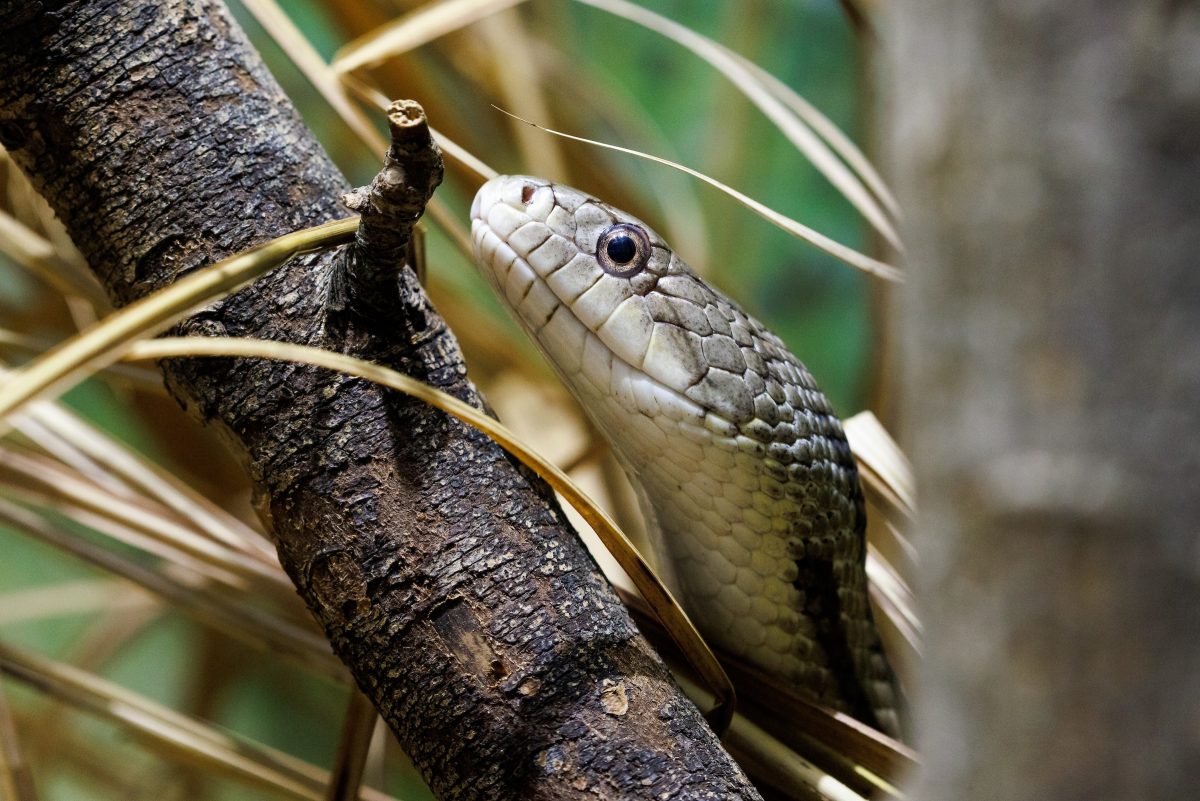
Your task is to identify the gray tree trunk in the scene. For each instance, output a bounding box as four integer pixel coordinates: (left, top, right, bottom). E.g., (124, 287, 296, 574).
(0, 1, 759, 798)
(886, 2, 1200, 799)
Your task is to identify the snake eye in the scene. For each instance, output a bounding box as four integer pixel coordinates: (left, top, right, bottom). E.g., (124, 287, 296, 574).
(596, 223, 651, 278)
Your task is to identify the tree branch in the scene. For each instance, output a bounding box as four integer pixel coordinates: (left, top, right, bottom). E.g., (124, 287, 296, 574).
(0, 1, 760, 798)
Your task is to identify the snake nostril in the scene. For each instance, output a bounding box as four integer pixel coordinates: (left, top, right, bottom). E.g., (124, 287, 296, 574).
(521, 184, 535, 204)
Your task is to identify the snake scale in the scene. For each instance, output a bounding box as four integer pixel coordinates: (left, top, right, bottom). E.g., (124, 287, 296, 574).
(470, 175, 903, 737)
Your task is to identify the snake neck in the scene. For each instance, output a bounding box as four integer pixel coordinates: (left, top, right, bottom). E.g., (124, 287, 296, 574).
(470, 175, 905, 736)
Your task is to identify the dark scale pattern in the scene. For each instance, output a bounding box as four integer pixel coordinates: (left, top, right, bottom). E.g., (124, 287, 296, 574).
(633, 249, 901, 733)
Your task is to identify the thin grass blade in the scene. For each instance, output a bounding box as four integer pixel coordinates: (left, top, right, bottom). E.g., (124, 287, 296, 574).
(332, 0, 529, 74)
(571, 0, 903, 250)
(0, 642, 400, 801)
(0, 217, 358, 426)
(122, 335, 736, 727)
(492, 108, 902, 281)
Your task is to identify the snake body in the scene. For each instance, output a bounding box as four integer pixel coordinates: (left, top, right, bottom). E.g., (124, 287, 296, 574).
(470, 176, 902, 736)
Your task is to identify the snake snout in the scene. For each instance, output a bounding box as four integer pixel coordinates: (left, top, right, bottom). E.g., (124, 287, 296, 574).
(469, 188, 481, 221)
(471, 175, 553, 226)
(470, 175, 508, 223)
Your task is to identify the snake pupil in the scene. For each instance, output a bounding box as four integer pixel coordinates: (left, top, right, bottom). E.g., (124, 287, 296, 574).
(606, 235, 637, 264)
(596, 223, 651, 277)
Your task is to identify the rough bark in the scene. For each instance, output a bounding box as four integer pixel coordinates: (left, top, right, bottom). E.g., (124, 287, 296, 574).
(886, 2, 1200, 799)
(0, 1, 760, 799)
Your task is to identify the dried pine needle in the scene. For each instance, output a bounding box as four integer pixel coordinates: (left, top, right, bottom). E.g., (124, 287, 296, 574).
(0, 208, 110, 309)
(475, 10, 570, 182)
(731, 53, 901, 220)
(844, 412, 916, 517)
(0, 496, 343, 679)
(15, 401, 277, 563)
(0, 445, 288, 591)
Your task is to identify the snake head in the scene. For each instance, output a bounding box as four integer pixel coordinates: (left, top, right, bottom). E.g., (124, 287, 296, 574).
(471, 175, 801, 431)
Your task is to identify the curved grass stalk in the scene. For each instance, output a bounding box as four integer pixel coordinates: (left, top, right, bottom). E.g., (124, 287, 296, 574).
(122, 335, 736, 730)
(571, 0, 903, 251)
(14, 401, 277, 564)
(492, 107, 902, 282)
(331, 0, 529, 75)
(0, 641, 401, 801)
(731, 53, 901, 220)
(0, 217, 359, 426)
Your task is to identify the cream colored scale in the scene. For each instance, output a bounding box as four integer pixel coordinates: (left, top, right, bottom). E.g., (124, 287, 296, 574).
(470, 175, 902, 736)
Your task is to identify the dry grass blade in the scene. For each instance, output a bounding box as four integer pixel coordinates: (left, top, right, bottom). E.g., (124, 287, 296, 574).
(0, 216, 358, 426)
(17, 401, 276, 563)
(430, 131, 500, 183)
(571, 0, 903, 251)
(476, 10, 569, 181)
(242, 0, 504, 185)
(332, 77, 488, 266)
(621, 589, 916, 792)
(326, 692, 377, 801)
(240, 0, 387, 153)
(727, 662, 919, 785)
(0, 480, 245, 592)
(493, 107, 902, 281)
(0, 683, 38, 801)
(0, 642, 402, 801)
(726, 718, 870, 801)
(341, 71, 498, 181)
(0, 478, 257, 598)
(7, 408, 142, 498)
(866, 548, 921, 687)
(0, 579, 151, 627)
(731, 53, 901, 219)
(237, 0, 495, 268)
(332, 0, 529, 74)
(121, 335, 736, 729)
(0, 445, 289, 592)
(1, 335, 164, 393)
(0, 497, 344, 681)
(843, 411, 921, 687)
(844, 412, 915, 517)
(0, 209, 109, 310)
(874, 516, 916, 582)
(866, 546, 919, 640)
(426, 195, 481, 264)
(671, 671, 873, 801)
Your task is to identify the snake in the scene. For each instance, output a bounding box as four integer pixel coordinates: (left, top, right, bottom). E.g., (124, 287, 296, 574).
(470, 175, 904, 737)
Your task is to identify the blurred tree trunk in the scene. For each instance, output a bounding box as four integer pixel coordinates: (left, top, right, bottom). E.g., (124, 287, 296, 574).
(0, 1, 759, 799)
(886, 2, 1200, 799)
